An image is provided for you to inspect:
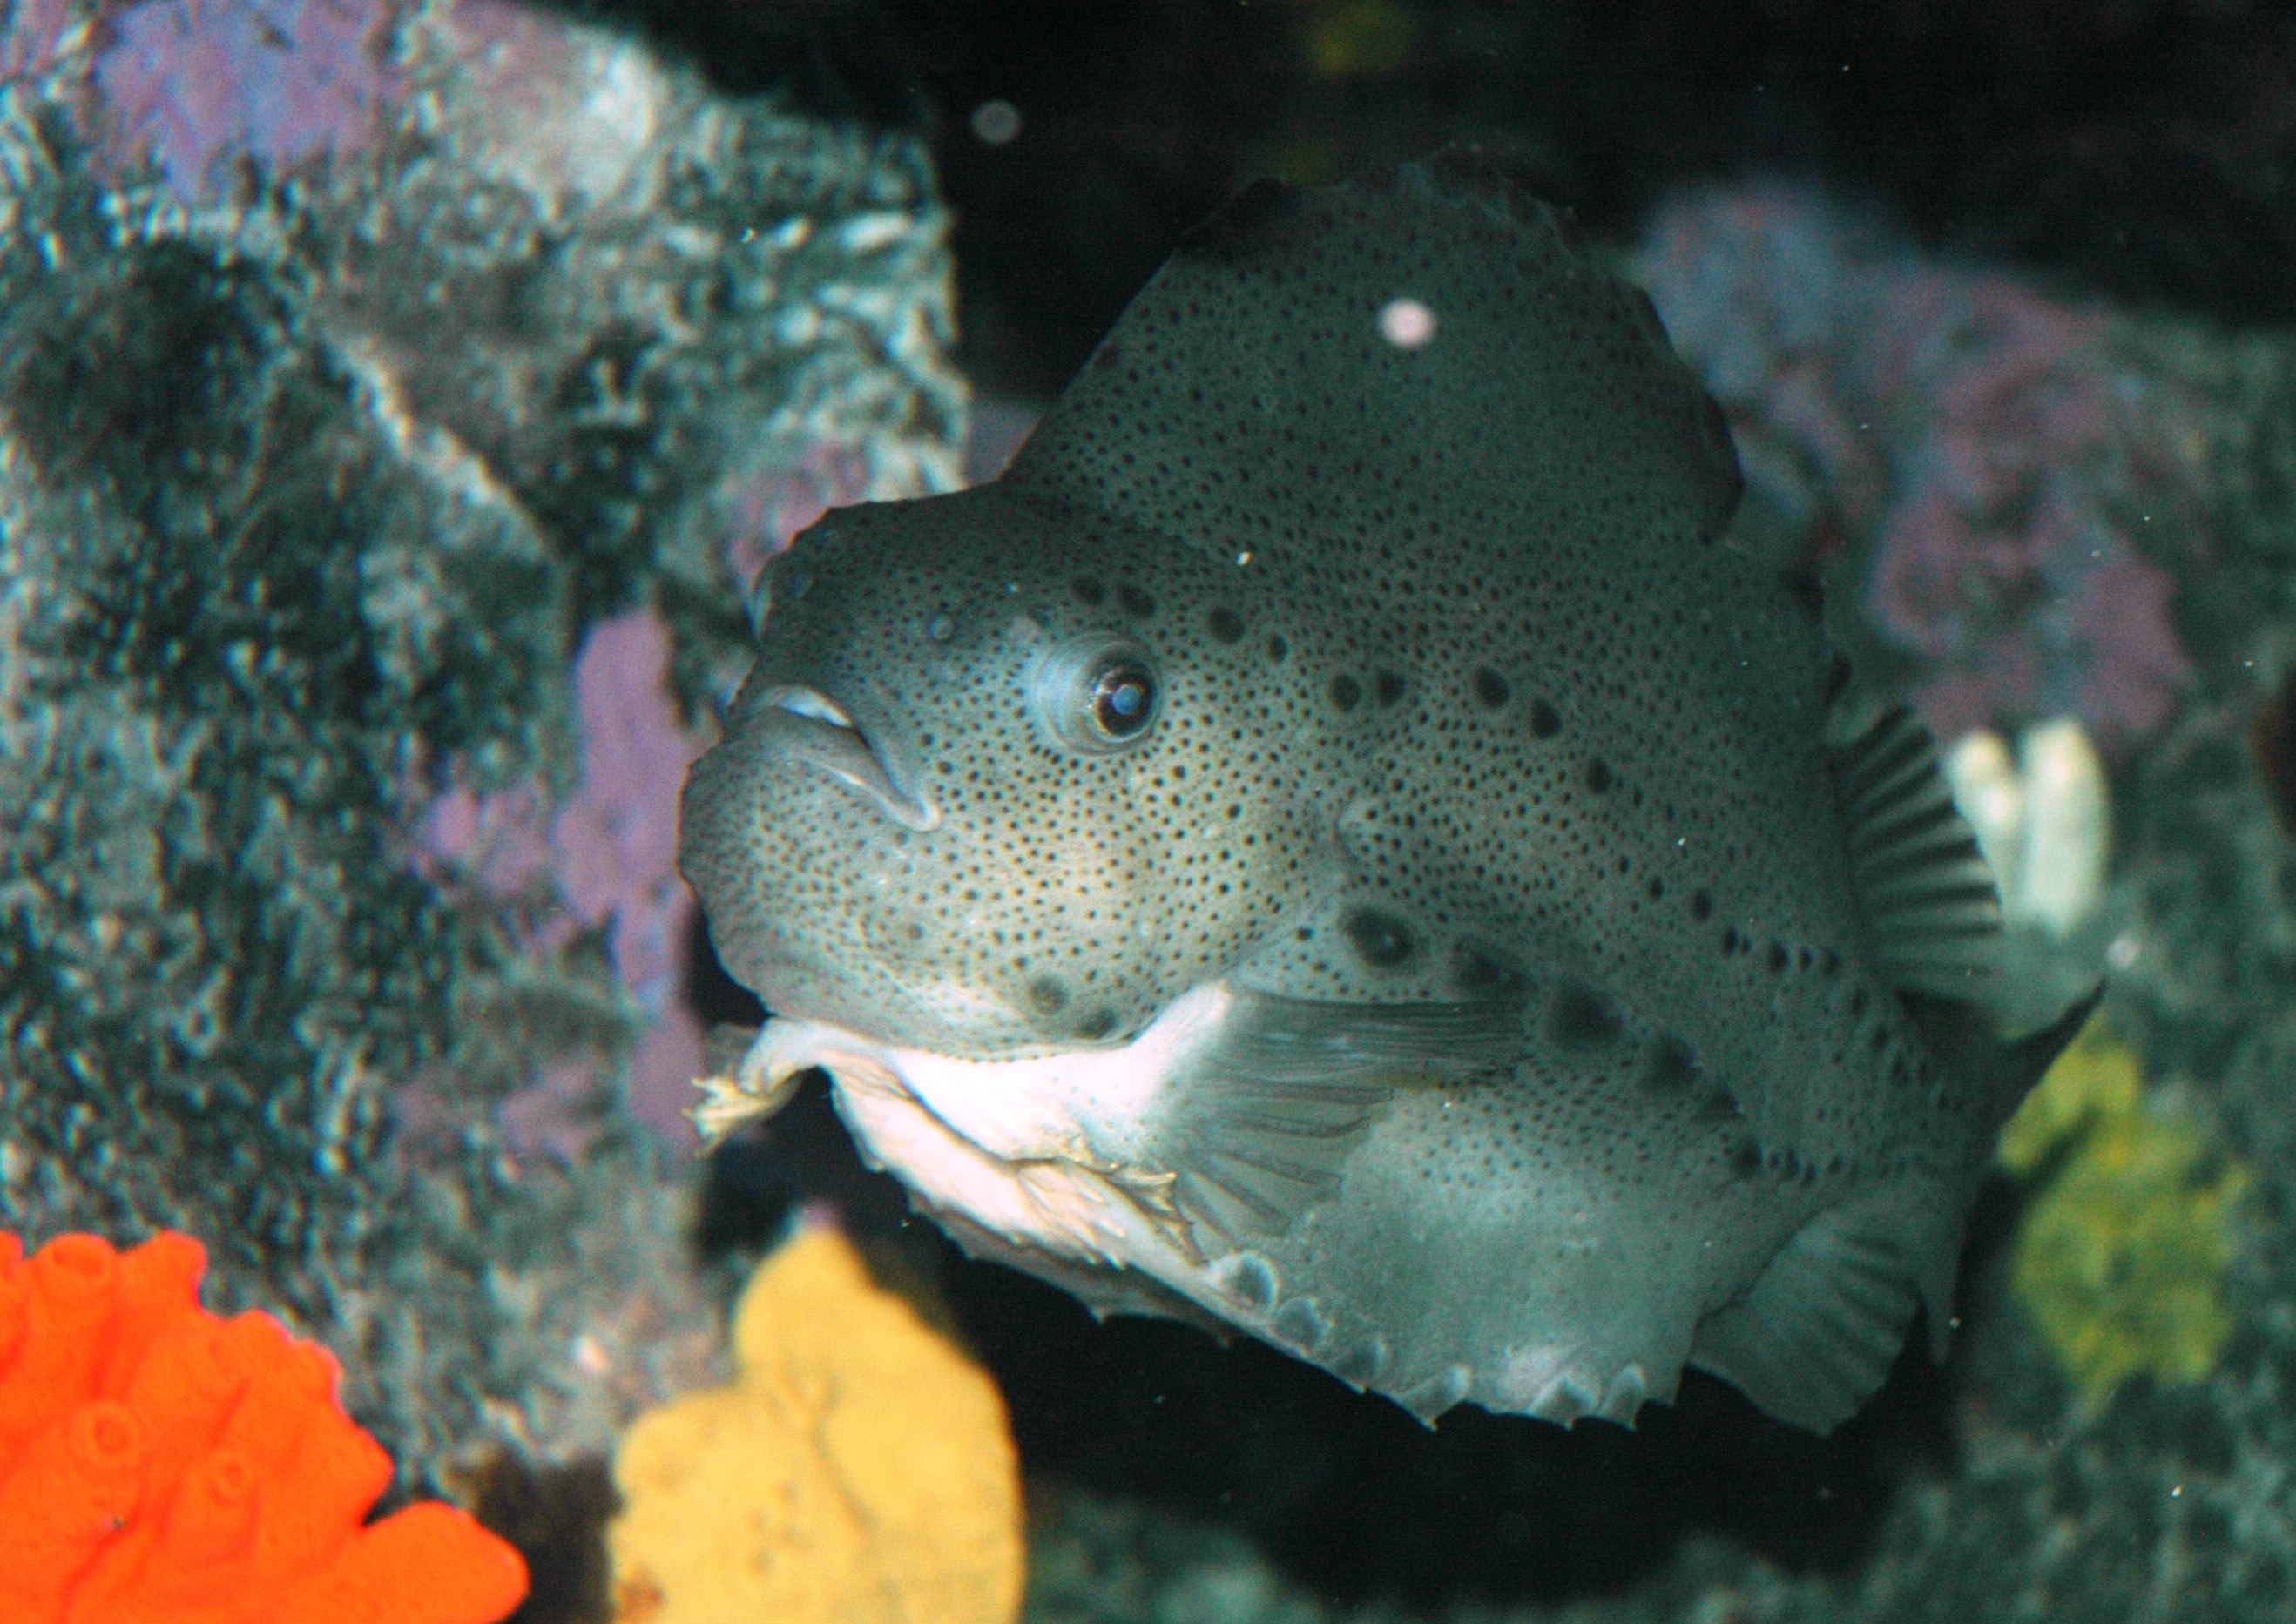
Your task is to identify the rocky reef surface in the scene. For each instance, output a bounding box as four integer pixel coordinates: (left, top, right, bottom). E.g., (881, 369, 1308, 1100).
(0, 0, 963, 1492)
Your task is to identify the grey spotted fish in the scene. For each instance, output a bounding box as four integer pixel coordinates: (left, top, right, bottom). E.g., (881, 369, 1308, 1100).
(678, 152, 2093, 1433)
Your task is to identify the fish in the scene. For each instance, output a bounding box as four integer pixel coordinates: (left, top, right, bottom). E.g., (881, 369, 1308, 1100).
(677, 151, 2096, 1434)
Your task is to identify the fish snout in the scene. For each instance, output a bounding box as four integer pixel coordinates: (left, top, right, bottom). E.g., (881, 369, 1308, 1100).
(746, 684, 942, 832)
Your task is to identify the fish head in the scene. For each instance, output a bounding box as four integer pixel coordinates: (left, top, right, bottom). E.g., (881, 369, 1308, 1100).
(680, 485, 1337, 1059)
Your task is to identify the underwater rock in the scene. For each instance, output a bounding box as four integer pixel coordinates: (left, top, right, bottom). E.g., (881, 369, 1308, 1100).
(1707, 180, 2296, 1624)
(0, 0, 962, 1485)
(413, 607, 712, 1151)
(608, 1224, 1023, 1624)
(1636, 185, 2206, 755)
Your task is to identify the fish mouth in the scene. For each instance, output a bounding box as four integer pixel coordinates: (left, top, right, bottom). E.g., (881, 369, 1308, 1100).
(753, 684, 942, 832)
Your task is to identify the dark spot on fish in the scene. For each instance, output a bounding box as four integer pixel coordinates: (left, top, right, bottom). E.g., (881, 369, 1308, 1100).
(1528, 698, 1561, 738)
(1265, 634, 1289, 662)
(1720, 925, 1742, 954)
(1849, 987, 1870, 1018)
(1783, 558, 1825, 619)
(1329, 674, 1362, 712)
(1870, 1027, 1890, 1055)
(1342, 906, 1416, 968)
(1449, 944, 1521, 997)
(1699, 1082, 1744, 1122)
(1471, 667, 1509, 708)
(1585, 758, 1613, 793)
(1767, 942, 1789, 974)
(1550, 981, 1623, 1048)
(1373, 670, 1406, 706)
(1074, 1006, 1119, 1041)
(1116, 583, 1155, 617)
(1644, 1036, 1699, 1091)
(1646, 878, 1665, 901)
(1025, 975, 1070, 1014)
(1691, 890, 1713, 920)
(1731, 1139, 1763, 1178)
(1820, 948, 1842, 976)
(1208, 607, 1244, 644)
(1070, 576, 1105, 607)
(786, 570, 812, 600)
(1824, 653, 1852, 707)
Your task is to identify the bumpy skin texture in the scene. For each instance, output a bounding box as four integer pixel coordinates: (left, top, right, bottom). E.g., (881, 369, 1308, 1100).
(684, 155, 2071, 1432)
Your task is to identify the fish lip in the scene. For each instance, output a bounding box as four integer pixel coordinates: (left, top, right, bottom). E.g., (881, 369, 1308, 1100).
(753, 684, 942, 832)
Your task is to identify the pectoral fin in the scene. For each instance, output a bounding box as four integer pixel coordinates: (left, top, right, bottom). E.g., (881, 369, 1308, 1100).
(1151, 991, 1523, 1246)
(1687, 1191, 1948, 1434)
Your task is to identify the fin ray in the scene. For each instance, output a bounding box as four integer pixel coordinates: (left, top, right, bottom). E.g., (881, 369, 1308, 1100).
(1832, 707, 2003, 997)
(1194, 989, 1524, 1082)
(1688, 1197, 1935, 1434)
(1151, 989, 1523, 1244)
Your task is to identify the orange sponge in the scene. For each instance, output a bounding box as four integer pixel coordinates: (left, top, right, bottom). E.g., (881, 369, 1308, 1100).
(0, 1230, 530, 1624)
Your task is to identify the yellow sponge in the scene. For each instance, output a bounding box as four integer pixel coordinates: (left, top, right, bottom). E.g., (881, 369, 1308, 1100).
(1998, 1018, 2249, 1411)
(608, 1227, 1023, 1624)
(2012, 1105, 2247, 1407)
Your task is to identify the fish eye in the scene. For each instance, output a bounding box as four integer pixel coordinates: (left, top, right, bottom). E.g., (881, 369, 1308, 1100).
(1032, 636, 1161, 753)
(1089, 659, 1157, 739)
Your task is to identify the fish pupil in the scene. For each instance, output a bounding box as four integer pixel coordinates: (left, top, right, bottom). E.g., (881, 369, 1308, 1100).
(1091, 663, 1156, 736)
